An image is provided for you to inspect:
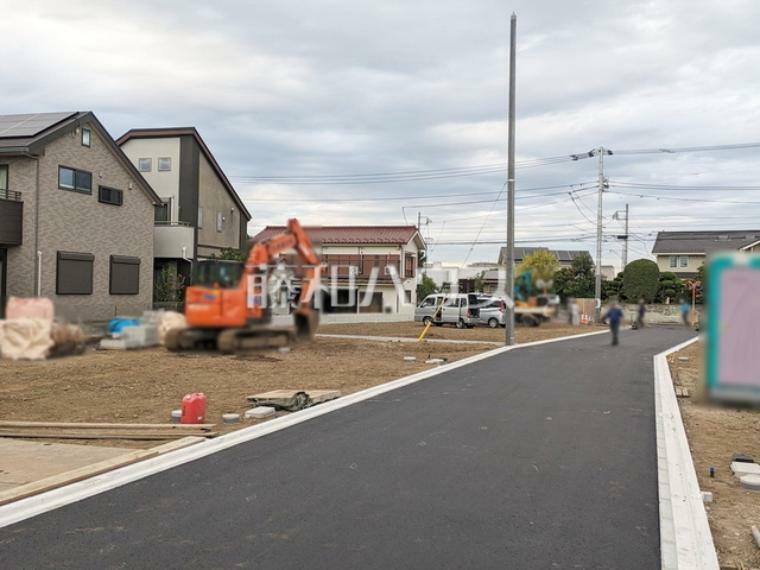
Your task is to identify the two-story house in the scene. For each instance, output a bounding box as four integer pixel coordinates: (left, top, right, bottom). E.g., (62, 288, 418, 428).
(0, 112, 160, 320)
(652, 230, 760, 278)
(250, 225, 425, 315)
(116, 128, 252, 299)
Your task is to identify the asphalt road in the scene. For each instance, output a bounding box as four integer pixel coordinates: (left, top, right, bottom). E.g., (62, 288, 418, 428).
(0, 326, 694, 569)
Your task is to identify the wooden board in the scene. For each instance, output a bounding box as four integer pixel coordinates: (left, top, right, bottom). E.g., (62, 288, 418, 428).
(0, 421, 214, 431)
(0, 430, 218, 440)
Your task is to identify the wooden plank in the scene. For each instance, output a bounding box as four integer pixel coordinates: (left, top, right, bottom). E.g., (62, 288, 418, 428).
(150, 436, 206, 454)
(0, 430, 218, 440)
(0, 421, 214, 431)
(0, 448, 159, 506)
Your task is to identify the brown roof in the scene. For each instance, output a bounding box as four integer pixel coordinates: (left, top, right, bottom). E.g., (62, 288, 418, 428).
(116, 127, 251, 220)
(251, 225, 423, 246)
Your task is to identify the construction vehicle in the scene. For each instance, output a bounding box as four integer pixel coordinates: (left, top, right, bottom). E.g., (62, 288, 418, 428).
(513, 270, 556, 326)
(165, 219, 320, 353)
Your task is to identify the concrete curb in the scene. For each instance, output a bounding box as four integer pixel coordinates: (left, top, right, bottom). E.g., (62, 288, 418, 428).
(654, 336, 719, 570)
(316, 333, 502, 346)
(0, 327, 609, 529)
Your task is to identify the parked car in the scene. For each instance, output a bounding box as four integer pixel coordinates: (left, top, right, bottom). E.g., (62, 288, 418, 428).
(414, 293, 480, 328)
(474, 296, 507, 328)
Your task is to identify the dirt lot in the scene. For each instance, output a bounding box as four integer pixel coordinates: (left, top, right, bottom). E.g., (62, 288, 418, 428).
(319, 320, 605, 342)
(0, 337, 492, 448)
(669, 341, 760, 569)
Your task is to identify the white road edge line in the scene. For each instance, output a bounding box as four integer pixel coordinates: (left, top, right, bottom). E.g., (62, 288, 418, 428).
(654, 336, 719, 570)
(0, 328, 609, 528)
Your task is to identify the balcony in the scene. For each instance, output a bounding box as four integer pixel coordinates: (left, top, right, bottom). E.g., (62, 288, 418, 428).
(154, 221, 195, 259)
(0, 189, 22, 246)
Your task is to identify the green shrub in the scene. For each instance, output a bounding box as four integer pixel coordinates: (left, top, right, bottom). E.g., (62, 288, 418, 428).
(622, 259, 660, 302)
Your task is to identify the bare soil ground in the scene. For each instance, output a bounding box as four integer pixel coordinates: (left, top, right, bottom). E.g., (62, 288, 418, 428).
(669, 341, 760, 569)
(0, 337, 492, 449)
(319, 320, 605, 343)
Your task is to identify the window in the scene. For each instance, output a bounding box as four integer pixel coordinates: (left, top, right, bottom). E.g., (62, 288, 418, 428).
(679, 255, 689, 268)
(57, 251, 94, 295)
(110, 255, 140, 295)
(138, 158, 152, 172)
(98, 186, 123, 206)
(154, 200, 170, 222)
(58, 166, 92, 194)
(197, 207, 204, 229)
(157, 157, 172, 172)
(0, 165, 7, 190)
(81, 128, 91, 147)
(216, 211, 224, 232)
(669, 256, 678, 268)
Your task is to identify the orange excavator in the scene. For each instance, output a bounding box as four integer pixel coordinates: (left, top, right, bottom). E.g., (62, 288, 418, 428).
(165, 218, 320, 353)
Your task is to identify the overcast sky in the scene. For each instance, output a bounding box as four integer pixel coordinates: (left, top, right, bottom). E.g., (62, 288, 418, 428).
(3, 0, 760, 270)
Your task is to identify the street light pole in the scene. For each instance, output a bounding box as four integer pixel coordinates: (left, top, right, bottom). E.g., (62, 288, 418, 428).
(505, 12, 517, 346)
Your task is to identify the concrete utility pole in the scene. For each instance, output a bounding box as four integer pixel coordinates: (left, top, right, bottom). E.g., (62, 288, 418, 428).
(505, 12, 517, 346)
(594, 147, 605, 321)
(622, 203, 629, 268)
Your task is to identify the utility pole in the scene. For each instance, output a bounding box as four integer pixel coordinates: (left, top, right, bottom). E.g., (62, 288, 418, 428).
(594, 147, 605, 322)
(622, 203, 629, 268)
(505, 12, 517, 346)
(612, 204, 629, 270)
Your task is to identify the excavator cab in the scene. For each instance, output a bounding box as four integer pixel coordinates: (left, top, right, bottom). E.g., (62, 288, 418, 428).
(192, 259, 244, 289)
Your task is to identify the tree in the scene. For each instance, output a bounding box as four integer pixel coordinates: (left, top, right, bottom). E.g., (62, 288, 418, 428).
(695, 262, 706, 304)
(622, 259, 660, 302)
(472, 270, 486, 293)
(517, 250, 559, 290)
(417, 274, 438, 300)
(602, 272, 624, 301)
(153, 265, 185, 303)
(655, 271, 684, 303)
(553, 252, 595, 299)
(218, 247, 247, 262)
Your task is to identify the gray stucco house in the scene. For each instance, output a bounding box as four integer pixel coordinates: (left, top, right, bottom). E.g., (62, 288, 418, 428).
(0, 112, 160, 320)
(116, 128, 252, 300)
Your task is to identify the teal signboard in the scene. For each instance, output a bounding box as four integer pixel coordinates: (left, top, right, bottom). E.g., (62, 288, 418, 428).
(706, 252, 760, 402)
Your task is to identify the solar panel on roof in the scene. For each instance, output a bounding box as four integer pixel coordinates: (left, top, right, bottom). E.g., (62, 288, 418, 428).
(0, 112, 76, 138)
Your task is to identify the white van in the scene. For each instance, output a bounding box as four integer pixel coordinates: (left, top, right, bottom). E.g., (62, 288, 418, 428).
(414, 293, 480, 328)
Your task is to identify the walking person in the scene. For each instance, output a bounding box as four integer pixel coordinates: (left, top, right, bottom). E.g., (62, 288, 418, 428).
(636, 299, 646, 329)
(680, 299, 691, 327)
(602, 301, 624, 346)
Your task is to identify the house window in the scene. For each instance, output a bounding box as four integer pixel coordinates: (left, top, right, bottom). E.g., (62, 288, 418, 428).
(197, 207, 204, 229)
(216, 211, 224, 232)
(0, 165, 7, 190)
(58, 166, 92, 194)
(81, 127, 91, 147)
(669, 256, 678, 268)
(157, 157, 172, 172)
(98, 186, 123, 206)
(110, 255, 140, 295)
(57, 251, 94, 295)
(154, 200, 170, 223)
(138, 158, 152, 172)
(679, 255, 689, 268)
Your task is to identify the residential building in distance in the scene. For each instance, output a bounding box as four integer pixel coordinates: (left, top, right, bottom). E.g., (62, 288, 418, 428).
(497, 246, 590, 269)
(652, 230, 760, 278)
(117, 127, 252, 295)
(0, 112, 160, 320)
(250, 225, 425, 315)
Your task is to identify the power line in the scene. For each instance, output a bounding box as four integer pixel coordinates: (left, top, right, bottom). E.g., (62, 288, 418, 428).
(607, 189, 760, 205)
(610, 142, 760, 155)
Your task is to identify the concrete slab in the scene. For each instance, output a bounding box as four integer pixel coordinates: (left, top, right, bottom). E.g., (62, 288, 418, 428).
(247, 389, 341, 411)
(245, 407, 276, 419)
(730, 461, 760, 476)
(0, 440, 128, 490)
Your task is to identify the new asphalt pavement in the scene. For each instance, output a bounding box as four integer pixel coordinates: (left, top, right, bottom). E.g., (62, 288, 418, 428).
(0, 326, 695, 569)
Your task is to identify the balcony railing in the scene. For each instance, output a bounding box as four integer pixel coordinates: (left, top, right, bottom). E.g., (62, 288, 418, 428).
(154, 220, 193, 227)
(0, 189, 21, 202)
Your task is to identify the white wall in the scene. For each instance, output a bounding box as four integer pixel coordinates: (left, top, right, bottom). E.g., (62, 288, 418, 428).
(120, 137, 181, 221)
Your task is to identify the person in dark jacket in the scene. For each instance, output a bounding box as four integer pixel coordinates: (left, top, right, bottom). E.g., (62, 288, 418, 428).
(636, 299, 646, 329)
(603, 301, 624, 346)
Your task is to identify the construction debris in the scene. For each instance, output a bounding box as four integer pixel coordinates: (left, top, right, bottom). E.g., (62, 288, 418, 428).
(701, 491, 713, 503)
(426, 358, 445, 364)
(170, 410, 182, 423)
(0, 318, 54, 360)
(752, 526, 760, 549)
(674, 385, 690, 398)
(222, 413, 241, 424)
(739, 474, 760, 491)
(730, 462, 760, 477)
(245, 406, 276, 419)
(247, 389, 341, 412)
(732, 453, 755, 464)
(403, 356, 417, 362)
